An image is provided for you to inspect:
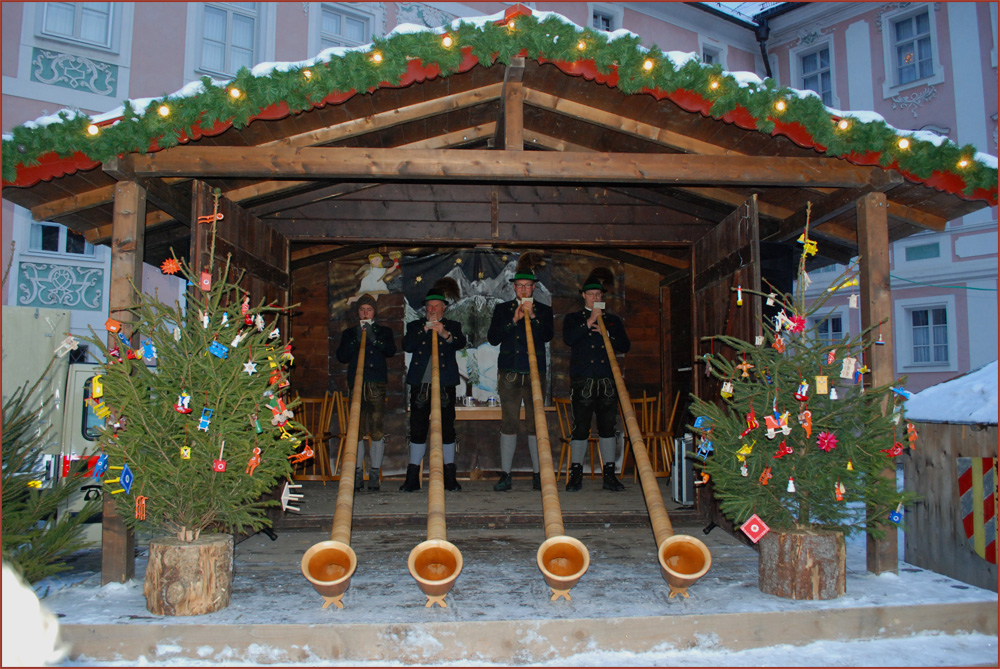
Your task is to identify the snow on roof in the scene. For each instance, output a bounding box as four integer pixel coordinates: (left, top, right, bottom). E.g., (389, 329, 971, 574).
(2, 6, 998, 171)
(904, 360, 998, 425)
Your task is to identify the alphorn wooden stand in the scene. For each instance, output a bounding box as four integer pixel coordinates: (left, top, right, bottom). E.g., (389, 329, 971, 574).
(597, 315, 712, 598)
(407, 331, 464, 607)
(300, 329, 366, 609)
(525, 314, 591, 601)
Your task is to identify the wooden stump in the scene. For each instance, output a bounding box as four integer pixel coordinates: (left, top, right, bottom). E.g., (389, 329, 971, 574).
(758, 528, 846, 600)
(144, 534, 233, 616)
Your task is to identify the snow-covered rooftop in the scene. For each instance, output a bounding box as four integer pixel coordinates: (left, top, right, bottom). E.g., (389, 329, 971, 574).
(904, 360, 998, 425)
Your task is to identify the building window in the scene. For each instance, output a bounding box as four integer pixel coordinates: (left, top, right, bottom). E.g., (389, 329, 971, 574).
(29, 222, 95, 257)
(593, 10, 613, 31)
(812, 314, 844, 345)
(904, 242, 940, 261)
(200, 2, 258, 76)
(702, 47, 720, 65)
(588, 3, 622, 32)
(320, 4, 370, 49)
(41, 2, 113, 49)
(892, 9, 933, 86)
(909, 307, 948, 364)
(800, 47, 832, 106)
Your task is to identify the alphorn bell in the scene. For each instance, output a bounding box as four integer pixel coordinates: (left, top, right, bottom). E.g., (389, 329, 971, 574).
(300, 327, 365, 608)
(596, 314, 712, 598)
(407, 330, 463, 607)
(524, 311, 590, 601)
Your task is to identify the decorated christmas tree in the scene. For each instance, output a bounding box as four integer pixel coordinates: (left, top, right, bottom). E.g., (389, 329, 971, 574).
(80, 252, 307, 542)
(689, 219, 916, 542)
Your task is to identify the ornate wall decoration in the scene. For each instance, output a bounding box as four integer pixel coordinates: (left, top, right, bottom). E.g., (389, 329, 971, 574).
(876, 2, 942, 32)
(788, 27, 833, 49)
(395, 3, 455, 29)
(18, 263, 104, 310)
(891, 85, 937, 117)
(30, 48, 117, 97)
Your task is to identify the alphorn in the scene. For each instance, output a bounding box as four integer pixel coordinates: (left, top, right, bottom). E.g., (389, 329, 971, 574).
(596, 314, 712, 598)
(407, 329, 463, 607)
(524, 313, 591, 601)
(300, 327, 365, 609)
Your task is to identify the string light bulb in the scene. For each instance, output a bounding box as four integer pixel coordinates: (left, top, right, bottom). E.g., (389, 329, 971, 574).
(897, 137, 910, 150)
(709, 80, 720, 90)
(642, 59, 654, 71)
(507, 19, 516, 30)
(577, 40, 586, 51)
(837, 119, 850, 131)
(87, 124, 100, 136)
(303, 69, 312, 79)
(228, 87, 241, 99)
(957, 157, 969, 168)
(442, 34, 453, 48)
(158, 105, 170, 117)
(774, 99, 787, 112)
(370, 51, 383, 64)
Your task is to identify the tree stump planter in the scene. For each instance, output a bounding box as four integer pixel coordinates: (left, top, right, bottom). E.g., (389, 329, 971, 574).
(144, 534, 234, 616)
(758, 528, 846, 600)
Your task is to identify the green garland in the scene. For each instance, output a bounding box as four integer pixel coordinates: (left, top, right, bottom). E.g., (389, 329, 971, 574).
(3, 12, 996, 197)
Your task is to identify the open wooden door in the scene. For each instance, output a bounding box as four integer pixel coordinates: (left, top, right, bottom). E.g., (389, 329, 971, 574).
(689, 195, 761, 543)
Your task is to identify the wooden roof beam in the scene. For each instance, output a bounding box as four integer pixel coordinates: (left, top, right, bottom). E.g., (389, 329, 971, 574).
(496, 57, 525, 151)
(103, 156, 192, 226)
(129, 147, 882, 187)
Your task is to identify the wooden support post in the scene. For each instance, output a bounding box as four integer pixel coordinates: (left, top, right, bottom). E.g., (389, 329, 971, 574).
(856, 191, 898, 575)
(503, 58, 524, 151)
(102, 180, 146, 585)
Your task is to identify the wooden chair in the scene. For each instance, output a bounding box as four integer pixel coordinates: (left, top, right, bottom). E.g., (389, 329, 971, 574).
(553, 397, 598, 482)
(291, 392, 336, 482)
(621, 391, 672, 481)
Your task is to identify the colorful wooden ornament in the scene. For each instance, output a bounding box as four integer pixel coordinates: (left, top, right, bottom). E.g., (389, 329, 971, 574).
(740, 514, 770, 543)
(54, 335, 79, 358)
(200, 309, 209, 328)
(735, 357, 754, 378)
(174, 391, 192, 414)
(846, 460, 854, 471)
(798, 409, 812, 439)
(200, 270, 212, 291)
(755, 335, 764, 346)
(268, 327, 280, 340)
(212, 441, 227, 472)
(135, 495, 148, 520)
(230, 332, 244, 348)
(906, 422, 918, 448)
(720, 380, 734, 398)
(93, 453, 109, 478)
(817, 431, 838, 452)
(829, 387, 839, 400)
(254, 314, 265, 331)
(736, 441, 754, 462)
(208, 340, 229, 359)
(243, 360, 258, 375)
(759, 467, 772, 485)
(835, 480, 845, 501)
(116, 331, 131, 348)
(280, 481, 304, 512)
(198, 407, 213, 431)
(695, 438, 714, 460)
(288, 444, 314, 465)
(739, 403, 758, 438)
(881, 442, 904, 457)
(105, 318, 122, 333)
(250, 412, 263, 434)
(105, 463, 134, 495)
(891, 386, 913, 400)
(793, 380, 810, 402)
(180, 446, 191, 459)
(246, 447, 262, 475)
(772, 335, 785, 354)
(840, 356, 856, 379)
(826, 349, 836, 365)
(787, 477, 796, 493)
(773, 441, 793, 459)
(766, 292, 775, 306)
(740, 462, 748, 477)
(221, 311, 230, 327)
(763, 412, 791, 439)
(889, 502, 904, 524)
(141, 338, 157, 361)
(848, 292, 858, 308)
(736, 285, 743, 306)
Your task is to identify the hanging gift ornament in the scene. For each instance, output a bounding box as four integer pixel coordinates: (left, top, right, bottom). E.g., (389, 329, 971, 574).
(766, 292, 776, 306)
(720, 380, 734, 399)
(200, 270, 212, 291)
(889, 502, 904, 524)
(787, 477, 796, 493)
(212, 441, 227, 472)
(848, 291, 859, 309)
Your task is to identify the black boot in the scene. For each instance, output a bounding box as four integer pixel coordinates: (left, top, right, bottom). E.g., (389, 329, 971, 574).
(566, 463, 584, 492)
(444, 463, 462, 491)
(367, 468, 380, 491)
(354, 468, 364, 491)
(493, 471, 512, 492)
(399, 463, 421, 492)
(602, 462, 625, 492)
(532, 472, 542, 490)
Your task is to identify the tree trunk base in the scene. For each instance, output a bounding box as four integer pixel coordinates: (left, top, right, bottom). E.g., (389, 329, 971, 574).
(758, 528, 846, 600)
(144, 534, 233, 616)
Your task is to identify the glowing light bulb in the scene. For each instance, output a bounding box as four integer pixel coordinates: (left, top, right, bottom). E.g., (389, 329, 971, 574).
(897, 137, 910, 150)
(837, 119, 849, 130)
(87, 124, 100, 136)
(774, 99, 787, 112)
(442, 35, 453, 48)
(710, 80, 719, 90)
(229, 87, 241, 99)
(303, 69, 312, 79)
(643, 59, 654, 71)
(158, 105, 170, 117)
(507, 20, 516, 30)
(371, 51, 382, 64)
(957, 158, 969, 168)
(577, 40, 586, 51)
